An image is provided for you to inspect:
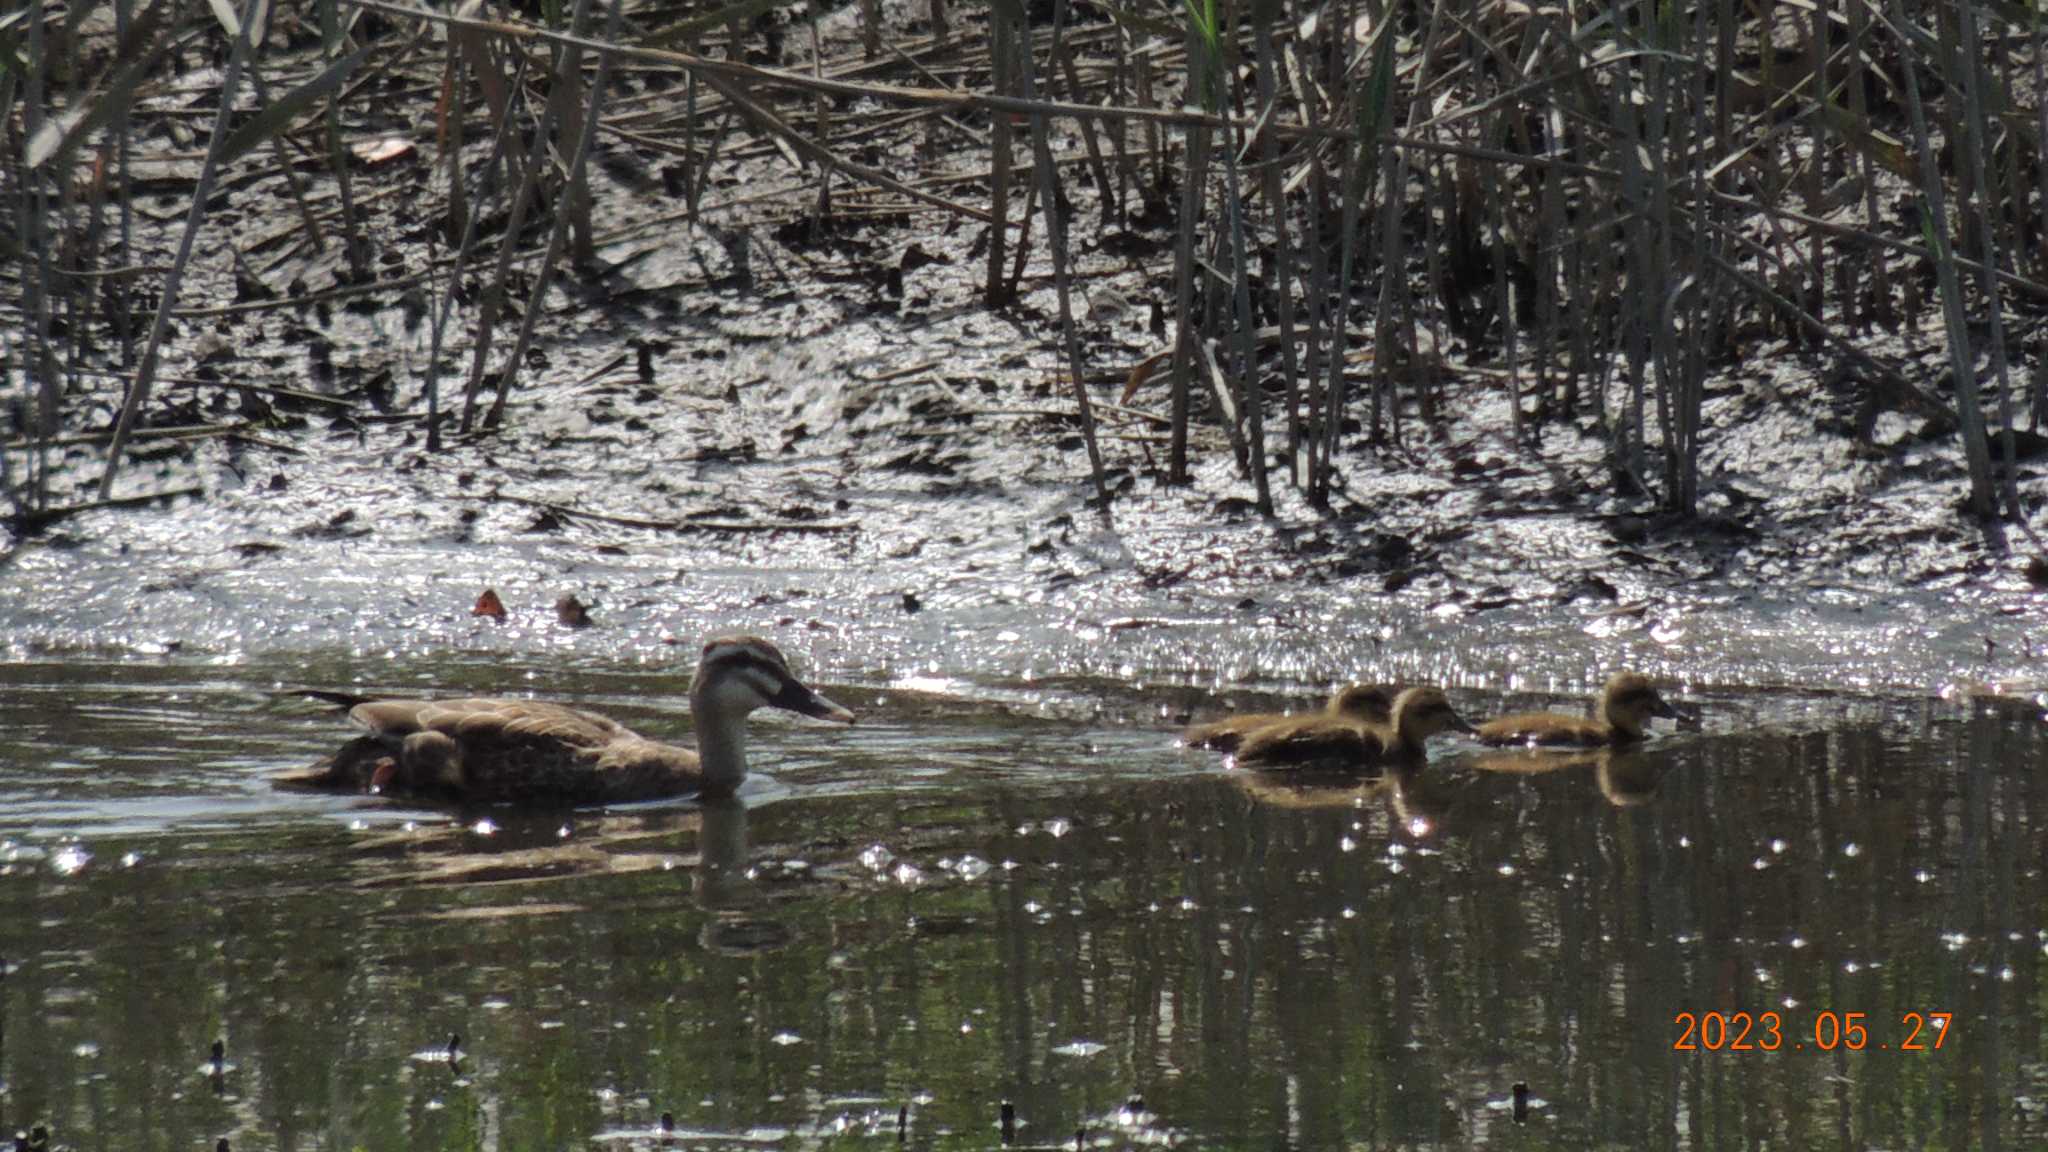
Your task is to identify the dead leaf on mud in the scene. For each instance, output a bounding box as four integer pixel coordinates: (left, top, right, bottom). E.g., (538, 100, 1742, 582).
(473, 587, 507, 620)
(556, 594, 593, 628)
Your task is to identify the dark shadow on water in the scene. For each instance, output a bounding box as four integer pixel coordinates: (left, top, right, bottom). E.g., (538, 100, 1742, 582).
(1, 669, 2046, 1148)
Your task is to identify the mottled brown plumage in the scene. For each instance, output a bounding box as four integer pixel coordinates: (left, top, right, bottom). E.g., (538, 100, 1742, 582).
(1233, 686, 1473, 771)
(277, 636, 852, 806)
(1182, 683, 1397, 752)
(1476, 672, 1680, 748)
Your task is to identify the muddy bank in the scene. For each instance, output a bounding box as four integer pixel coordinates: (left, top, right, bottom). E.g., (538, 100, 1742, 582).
(5, 6, 2046, 702)
(2, 291, 2041, 703)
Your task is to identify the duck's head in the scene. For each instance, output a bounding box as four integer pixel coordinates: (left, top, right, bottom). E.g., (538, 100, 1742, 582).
(1389, 686, 1475, 741)
(1597, 672, 1680, 735)
(1326, 683, 1397, 724)
(692, 635, 855, 725)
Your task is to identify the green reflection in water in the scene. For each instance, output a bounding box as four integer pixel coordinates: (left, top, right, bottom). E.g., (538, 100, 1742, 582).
(1, 676, 2046, 1150)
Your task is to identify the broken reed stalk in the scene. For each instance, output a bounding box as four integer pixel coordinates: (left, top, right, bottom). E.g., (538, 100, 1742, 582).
(483, 0, 626, 429)
(459, 0, 581, 432)
(98, 0, 264, 500)
(1011, 0, 1107, 505)
(1253, 21, 1301, 485)
(984, 9, 1014, 306)
(810, 0, 831, 232)
(2031, 3, 2048, 430)
(245, 64, 327, 252)
(20, 0, 52, 515)
(319, 0, 370, 280)
(1885, 0, 1994, 519)
(1219, 74, 1269, 512)
(1165, 113, 1205, 486)
(1951, 0, 2021, 517)
(424, 54, 530, 452)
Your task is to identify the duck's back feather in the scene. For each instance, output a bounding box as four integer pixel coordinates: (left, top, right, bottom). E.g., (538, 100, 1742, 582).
(350, 698, 641, 747)
(1234, 718, 1394, 769)
(1476, 711, 1613, 748)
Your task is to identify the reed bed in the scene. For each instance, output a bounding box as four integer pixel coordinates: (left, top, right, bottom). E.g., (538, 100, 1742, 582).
(2, 0, 2043, 531)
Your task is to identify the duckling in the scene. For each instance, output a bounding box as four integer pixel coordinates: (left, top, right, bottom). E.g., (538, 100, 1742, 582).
(277, 635, 853, 805)
(1183, 683, 1396, 752)
(1476, 671, 1680, 748)
(1233, 686, 1473, 770)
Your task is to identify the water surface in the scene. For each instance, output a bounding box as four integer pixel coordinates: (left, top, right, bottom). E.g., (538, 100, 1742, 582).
(1, 662, 2044, 1149)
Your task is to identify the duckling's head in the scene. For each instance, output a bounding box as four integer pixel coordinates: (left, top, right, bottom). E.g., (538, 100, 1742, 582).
(1326, 683, 1397, 724)
(1389, 686, 1475, 742)
(1597, 672, 1680, 736)
(693, 636, 855, 724)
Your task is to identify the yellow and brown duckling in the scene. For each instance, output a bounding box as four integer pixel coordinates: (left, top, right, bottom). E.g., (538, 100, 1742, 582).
(1183, 683, 1396, 752)
(277, 635, 854, 806)
(1476, 671, 1681, 748)
(1233, 686, 1473, 770)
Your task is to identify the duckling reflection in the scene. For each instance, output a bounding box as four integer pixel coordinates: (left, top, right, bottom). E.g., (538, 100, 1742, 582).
(1477, 672, 1684, 748)
(1594, 751, 1663, 807)
(1385, 761, 1457, 836)
(1183, 683, 1397, 752)
(1467, 748, 1666, 808)
(1233, 687, 1473, 770)
(1225, 762, 1400, 810)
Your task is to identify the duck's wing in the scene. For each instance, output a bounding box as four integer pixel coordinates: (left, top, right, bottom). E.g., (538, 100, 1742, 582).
(1476, 711, 1609, 747)
(1234, 718, 1385, 769)
(1182, 712, 1282, 752)
(344, 698, 668, 804)
(348, 698, 641, 748)
(593, 738, 707, 802)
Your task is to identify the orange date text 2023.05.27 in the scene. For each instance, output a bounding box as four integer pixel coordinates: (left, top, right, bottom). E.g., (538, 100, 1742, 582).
(1672, 1011, 1953, 1052)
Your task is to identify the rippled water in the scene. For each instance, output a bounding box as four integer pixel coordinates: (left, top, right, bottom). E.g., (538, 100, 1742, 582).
(2, 662, 2045, 1149)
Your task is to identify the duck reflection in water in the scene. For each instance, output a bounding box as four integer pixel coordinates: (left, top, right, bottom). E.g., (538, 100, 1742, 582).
(1226, 761, 1457, 838)
(1468, 747, 1667, 808)
(692, 797, 796, 955)
(311, 794, 785, 947)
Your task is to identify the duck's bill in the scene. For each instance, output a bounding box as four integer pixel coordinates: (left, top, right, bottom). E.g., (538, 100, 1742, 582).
(776, 680, 856, 724)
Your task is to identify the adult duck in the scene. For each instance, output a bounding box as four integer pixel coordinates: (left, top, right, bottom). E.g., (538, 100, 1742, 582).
(1183, 683, 1396, 752)
(1233, 686, 1473, 770)
(1476, 671, 1680, 748)
(277, 635, 853, 805)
